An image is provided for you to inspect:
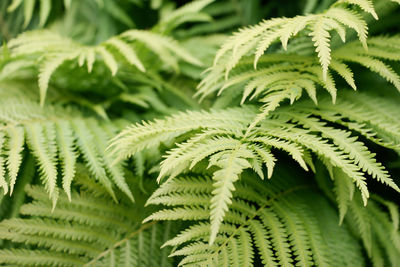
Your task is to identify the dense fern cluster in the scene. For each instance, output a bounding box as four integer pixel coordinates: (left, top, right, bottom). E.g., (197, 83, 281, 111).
(0, 171, 174, 266)
(0, 0, 399, 266)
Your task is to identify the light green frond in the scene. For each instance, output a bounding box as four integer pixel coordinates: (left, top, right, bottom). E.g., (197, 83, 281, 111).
(209, 146, 252, 244)
(85, 119, 134, 202)
(157, 0, 214, 32)
(96, 46, 118, 76)
(25, 123, 58, 201)
(108, 107, 254, 162)
(158, 136, 241, 182)
(329, 59, 356, 89)
(248, 136, 308, 171)
(209, 0, 380, 78)
(38, 55, 72, 106)
(0, 133, 8, 195)
(39, 0, 51, 26)
(55, 121, 77, 201)
(250, 144, 276, 179)
(310, 16, 332, 79)
(122, 30, 202, 67)
(70, 119, 115, 200)
(325, 7, 368, 49)
(332, 167, 355, 224)
(0, 95, 132, 203)
(105, 38, 145, 72)
(145, 174, 372, 266)
(334, 53, 400, 91)
(6, 29, 200, 104)
(338, 0, 378, 19)
(111, 90, 400, 207)
(282, 112, 399, 193)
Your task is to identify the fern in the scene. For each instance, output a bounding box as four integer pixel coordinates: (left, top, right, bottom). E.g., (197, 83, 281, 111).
(212, 0, 399, 78)
(110, 90, 400, 239)
(198, 36, 400, 129)
(145, 171, 399, 266)
(1, 0, 400, 265)
(6, 29, 201, 105)
(0, 172, 175, 266)
(0, 95, 133, 204)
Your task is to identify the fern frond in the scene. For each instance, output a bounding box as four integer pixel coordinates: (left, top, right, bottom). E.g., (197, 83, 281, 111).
(145, 173, 393, 266)
(210, 0, 388, 78)
(198, 35, 400, 127)
(111, 90, 400, 232)
(25, 122, 59, 204)
(0, 177, 175, 267)
(156, 0, 214, 33)
(0, 95, 132, 202)
(6, 29, 200, 104)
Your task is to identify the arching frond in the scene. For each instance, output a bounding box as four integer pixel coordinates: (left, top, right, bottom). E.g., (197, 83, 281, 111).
(211, 0, 399, 79)
(110, 90, 400, 236)
(198, 36, 400, 129)
(0, 95, 133, 204)
(6, 29, 201, 105)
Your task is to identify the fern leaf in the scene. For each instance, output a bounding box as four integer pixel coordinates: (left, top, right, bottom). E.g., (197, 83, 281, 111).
(71, 119, 115, 200)
(96, 47, 118, 76)
(55, 121, 77, 201)
(332, 167, 355, 224)
(39, 0, 51, 26)
(249, 136, 308, 171)
(338, 0, 378, 20)
(286, 113, 399, 193)
(209, 147, 251, 244)
(85, 119, 134, 202)
(38, 55, 70, 106)
(0, 133, 8, 195)
(23, 0, 35, 28)
(25, 123, 58, 201)
(310, 17, 332, 80)
(7, 0, 23, 12)
(326, 7, 368, 49)
(329, 59, 356, 89)
(348, 193, 372, 255)
(250, 144, 276, 178)
(248, 220, 276, 266)
(4, 126, 24, 194)
(105, 38, 145, 72)
(335, 54, 400, 91)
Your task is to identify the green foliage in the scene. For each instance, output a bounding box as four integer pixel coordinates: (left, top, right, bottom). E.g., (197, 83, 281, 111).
(198, 36, 400, 130)
(0, 93, 133, 205)
(145, 170, 399, 266)
(0, 0, 399, 266)
(110, 91, 400, 244)
(5, 29, 201, 106)
(0, 173, 175, 266)
(211, 0, 398, 78)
